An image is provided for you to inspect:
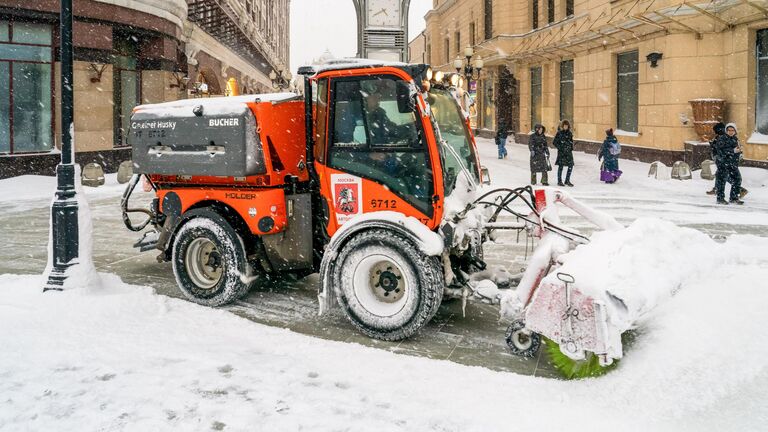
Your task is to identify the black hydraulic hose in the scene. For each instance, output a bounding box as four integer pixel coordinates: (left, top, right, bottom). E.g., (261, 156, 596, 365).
(121, 174, 154, 232)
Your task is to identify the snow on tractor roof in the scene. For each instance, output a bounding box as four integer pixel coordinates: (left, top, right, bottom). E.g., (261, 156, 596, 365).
(134, 92, 300, 118)
(298, 57, 424, 76)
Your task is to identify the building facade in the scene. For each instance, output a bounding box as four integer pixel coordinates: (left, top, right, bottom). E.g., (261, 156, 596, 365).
(409, 30, 427, 63)
(415, 0, 768, 166)
(0, 0, 290, 178)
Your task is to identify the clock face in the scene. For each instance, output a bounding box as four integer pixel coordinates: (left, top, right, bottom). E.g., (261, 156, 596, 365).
(367, 0, 401, 28)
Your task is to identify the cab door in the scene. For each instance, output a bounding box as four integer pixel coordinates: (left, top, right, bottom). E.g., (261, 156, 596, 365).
(313, 70, 444, 237)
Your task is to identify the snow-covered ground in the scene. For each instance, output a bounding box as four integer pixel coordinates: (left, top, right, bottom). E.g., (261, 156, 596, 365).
(1, 140, 767, 431)
(0, 173, 127, 214)
(481, 137, 768, 227)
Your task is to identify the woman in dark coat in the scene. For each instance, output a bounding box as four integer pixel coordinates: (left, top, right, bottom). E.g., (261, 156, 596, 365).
(598, 128, 622, 183)
(553, 120, 574, 187)
(529, 124, 550, 185)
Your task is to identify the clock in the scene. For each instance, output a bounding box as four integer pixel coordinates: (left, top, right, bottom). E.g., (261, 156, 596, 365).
(367, 0, 401, 28)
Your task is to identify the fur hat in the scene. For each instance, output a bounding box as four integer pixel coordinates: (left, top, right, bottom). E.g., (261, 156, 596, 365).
(725, 122, 738, 134)
(606, 128, 614, 137)
(713, 122, 726, 135)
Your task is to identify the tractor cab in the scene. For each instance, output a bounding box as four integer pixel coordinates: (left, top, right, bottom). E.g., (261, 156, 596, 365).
(299, 60, 482, 236)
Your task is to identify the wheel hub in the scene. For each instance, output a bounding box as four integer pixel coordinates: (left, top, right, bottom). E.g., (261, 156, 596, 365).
(186, 238, 224, 290)
(378, 271, 399, 293)
(369, 262, 404, 303)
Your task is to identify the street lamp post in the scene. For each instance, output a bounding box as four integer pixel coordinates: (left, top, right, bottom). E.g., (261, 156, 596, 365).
(453, 46, 484, 82)
(44, 0, 79, 291)
(270, 69, 293, 91)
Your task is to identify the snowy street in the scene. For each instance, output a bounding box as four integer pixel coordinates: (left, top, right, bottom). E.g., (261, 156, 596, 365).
(1, 139, 767, 431)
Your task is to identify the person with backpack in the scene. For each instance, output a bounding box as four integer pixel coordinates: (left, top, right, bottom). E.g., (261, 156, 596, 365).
(713, 123, 744, 205)
(553, 120, 574, 187)
(529, 124, 550, 185)
(598, 128, 622, 183)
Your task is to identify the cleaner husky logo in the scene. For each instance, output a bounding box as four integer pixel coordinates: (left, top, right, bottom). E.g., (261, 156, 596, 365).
(331, 174, 362, 224)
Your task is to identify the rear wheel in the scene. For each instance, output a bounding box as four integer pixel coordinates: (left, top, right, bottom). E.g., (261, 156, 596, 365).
(172, 211, 251, 306)
(332, 229, 443, 341)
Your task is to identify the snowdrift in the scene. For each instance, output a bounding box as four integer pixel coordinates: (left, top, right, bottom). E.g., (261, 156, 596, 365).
(1, 219, 767, 431)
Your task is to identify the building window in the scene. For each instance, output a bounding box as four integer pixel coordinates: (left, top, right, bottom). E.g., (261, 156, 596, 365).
(484, 0, 493, 40)
(445, 38, 450, 63)
(617, 50, 639, 132)
(548, 0, 555, 24)
(560, 60, 574, 122)
(470, 22, 476, 46)
(0, 21, 53, 154)
(114, 34, 141, 147)
(426, 43, 432, 64)
(530, 66, 542, 129)
(532, 0, 539, 30)
(757, 29, 768, 134)
(455, 31, 461, 55)
(566, 0, 574, 17)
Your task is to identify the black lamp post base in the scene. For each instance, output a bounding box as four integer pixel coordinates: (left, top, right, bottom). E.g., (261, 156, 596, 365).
(44, 163, 80, 291)
(44, 264, 77, 292)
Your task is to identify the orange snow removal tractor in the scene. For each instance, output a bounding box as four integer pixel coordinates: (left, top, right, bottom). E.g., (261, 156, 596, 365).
(123, 59, 630, 377)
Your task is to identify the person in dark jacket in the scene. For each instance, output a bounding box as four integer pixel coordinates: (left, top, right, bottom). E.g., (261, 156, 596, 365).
(529, 124, 550, 185)
(706, 122, 727, 195)
(495, 117, 509, 159)
(553, 120, 574, 187)
(713, 123, 744, 205)
(598, 128, 622, 183)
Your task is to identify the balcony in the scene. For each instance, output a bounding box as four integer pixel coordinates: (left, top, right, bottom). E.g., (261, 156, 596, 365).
(94, 0, 188, 29)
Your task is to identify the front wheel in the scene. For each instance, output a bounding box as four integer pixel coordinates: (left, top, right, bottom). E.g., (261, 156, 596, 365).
(172, 210, 252, 307)
(332, 229, 444, 341)
(505, 319, 541, 358)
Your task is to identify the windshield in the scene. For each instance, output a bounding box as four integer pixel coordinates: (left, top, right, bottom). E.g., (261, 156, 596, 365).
(426, 88, 480, 195)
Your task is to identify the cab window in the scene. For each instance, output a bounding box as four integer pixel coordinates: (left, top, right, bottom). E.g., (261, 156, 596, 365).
(312, 78, 328, 163)
(328, 76, 434, 216)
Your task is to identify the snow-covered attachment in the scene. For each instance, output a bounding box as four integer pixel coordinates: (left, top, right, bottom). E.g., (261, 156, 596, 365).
(469, 186, 640, 372)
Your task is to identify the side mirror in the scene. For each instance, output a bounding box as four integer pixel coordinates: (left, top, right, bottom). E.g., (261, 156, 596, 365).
(396, 81, 416, 114)
(480, 166, 491, 185)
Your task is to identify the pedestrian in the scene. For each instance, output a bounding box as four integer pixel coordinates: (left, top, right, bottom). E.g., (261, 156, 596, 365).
(598, 128, 622, 183)
(529, 124, 550, 185)
(496, 117, 509, 159)
(553, 120, 574, 187)
(706, 122, 726, 195)
(708, 122, 749, 199)
(713, 123, 744, 205)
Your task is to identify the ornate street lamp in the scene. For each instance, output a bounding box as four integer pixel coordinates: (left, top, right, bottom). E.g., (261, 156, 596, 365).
(270, 69, 292, 91)
(454, 46, 484, 80)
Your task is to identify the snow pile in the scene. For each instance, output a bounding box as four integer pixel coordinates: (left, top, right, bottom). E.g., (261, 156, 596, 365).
(541, 218, 719, 329)
(2, 223, 768, 432)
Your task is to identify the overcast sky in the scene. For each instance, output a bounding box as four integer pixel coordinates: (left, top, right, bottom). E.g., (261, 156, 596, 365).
(289, 0, 432, 71)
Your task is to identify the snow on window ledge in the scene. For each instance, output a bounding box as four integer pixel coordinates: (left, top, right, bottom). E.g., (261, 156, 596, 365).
(614, 129, 640, 137)
(747, 132, 768, 145)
